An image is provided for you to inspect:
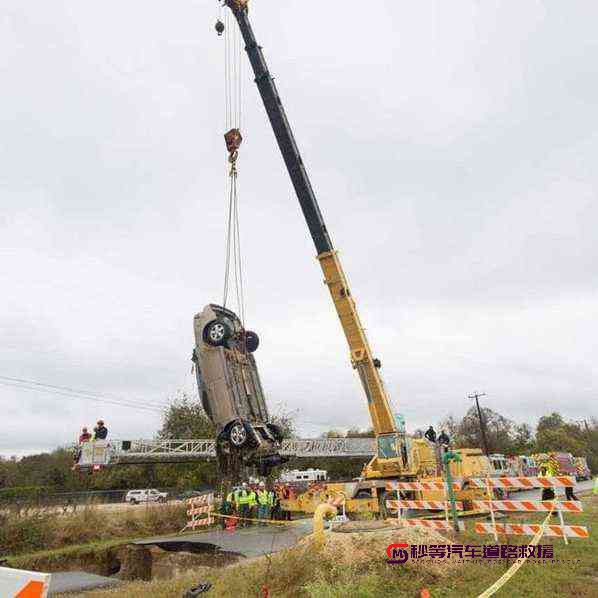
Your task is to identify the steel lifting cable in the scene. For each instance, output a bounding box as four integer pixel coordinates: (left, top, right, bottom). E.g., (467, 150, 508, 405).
(220, 9, 246, 325)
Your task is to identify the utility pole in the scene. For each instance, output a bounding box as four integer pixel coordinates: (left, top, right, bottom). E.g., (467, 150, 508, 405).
(468, 392, 490, 456)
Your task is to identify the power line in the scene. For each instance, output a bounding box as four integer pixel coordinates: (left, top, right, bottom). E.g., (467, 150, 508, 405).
(0, 376, 166, 414)
(0, 375, 168, 408)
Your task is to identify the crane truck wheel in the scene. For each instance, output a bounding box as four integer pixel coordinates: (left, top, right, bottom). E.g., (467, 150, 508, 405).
(244, 330, 259, 353)
(203, 319, 232, 347)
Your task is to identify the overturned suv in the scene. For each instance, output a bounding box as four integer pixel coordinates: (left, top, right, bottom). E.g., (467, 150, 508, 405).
(192, 304, 285, 476)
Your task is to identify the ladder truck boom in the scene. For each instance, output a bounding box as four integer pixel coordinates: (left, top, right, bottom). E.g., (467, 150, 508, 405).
(224, 0, 409, 476)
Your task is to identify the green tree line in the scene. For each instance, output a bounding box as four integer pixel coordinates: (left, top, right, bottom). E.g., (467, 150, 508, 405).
(1, 396, 595, 501)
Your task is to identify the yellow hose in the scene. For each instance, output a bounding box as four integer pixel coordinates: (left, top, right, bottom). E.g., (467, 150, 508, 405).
(313, 502, 338, 544)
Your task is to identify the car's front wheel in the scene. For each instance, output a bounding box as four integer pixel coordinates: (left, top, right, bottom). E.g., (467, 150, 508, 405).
(203, 319, 232, 347)
(228, 422, 248, 447)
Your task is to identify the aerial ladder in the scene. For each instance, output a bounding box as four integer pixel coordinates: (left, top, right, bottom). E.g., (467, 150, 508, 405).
(222, 0, 417, 489)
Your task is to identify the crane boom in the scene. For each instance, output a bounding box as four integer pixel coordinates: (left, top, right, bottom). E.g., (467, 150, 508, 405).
(224, 0, 409, 474)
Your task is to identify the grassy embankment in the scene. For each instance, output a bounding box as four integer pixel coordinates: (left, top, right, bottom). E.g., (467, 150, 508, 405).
(75, 494, 597, 598)
(1, 502, 187, 571)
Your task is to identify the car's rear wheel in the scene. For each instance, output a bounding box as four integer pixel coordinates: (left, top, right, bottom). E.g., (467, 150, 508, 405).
(229, 422, 248, 447)
(244, 330, 259, 353)
(130, 499, 137, 505)
(203, 319, 232, 347)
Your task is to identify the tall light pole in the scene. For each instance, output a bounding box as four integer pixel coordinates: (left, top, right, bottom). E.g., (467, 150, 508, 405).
(468, 392, 490, 456)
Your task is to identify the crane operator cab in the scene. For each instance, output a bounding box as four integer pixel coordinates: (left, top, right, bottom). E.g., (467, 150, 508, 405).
(192, 304, 286, 476)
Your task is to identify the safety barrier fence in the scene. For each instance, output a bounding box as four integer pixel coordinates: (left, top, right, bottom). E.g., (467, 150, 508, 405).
(184, 493, 214, 529)
(473, 522, 589, 539)
(470, 499, 583, 513)
(385, 480, 462, 530)
(385, 480, 461, 492)
(386, 499, 463, 511)
(467, 476, 575, 490)
(468, 476, 588, 544)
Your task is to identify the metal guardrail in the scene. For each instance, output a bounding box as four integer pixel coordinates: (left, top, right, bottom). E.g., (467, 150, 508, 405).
(94, 437, 376, 465)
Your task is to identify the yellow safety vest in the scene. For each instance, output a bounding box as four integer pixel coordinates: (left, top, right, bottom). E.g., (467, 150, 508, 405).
(236, 490, 250, 505)
(247, 491, 257, 506)
(257, 490, 270, 506)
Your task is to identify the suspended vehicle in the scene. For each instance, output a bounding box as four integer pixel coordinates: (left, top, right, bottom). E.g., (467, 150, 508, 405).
(192, 304, 285, 475)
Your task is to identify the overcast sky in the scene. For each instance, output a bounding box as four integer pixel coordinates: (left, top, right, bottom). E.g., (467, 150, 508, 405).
(1, 1, 596, 456)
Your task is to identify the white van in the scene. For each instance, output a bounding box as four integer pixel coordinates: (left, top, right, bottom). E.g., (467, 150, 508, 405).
(125, 489, 168, 504)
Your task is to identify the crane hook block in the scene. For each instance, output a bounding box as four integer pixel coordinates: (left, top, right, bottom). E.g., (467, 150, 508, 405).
(224, 128, 243, 155)
(215, 20, 225, 36)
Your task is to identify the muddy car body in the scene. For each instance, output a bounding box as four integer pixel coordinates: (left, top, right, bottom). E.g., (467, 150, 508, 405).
(192, 304, 284, 474)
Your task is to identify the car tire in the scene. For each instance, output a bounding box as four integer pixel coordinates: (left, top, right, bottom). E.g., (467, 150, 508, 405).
(228, 421, 248, 448)
(244, 330, 259, 353)
(130, 499, 137, 505)
(203, 319, 232, 347)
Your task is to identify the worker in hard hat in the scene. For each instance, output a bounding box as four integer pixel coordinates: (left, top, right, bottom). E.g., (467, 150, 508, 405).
(256, 481, 271, 524)
(539, 464, 556, 502)
(235, 482, 252, 526)
(221, 486, 236, 529)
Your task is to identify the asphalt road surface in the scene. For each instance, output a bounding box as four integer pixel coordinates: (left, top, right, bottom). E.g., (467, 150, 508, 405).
(134, 518, 314, 559)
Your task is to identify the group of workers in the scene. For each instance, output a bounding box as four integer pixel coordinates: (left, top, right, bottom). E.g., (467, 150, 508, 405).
(73, 420, 108, 465)
(424, 425, 450, 448)
(221, 481, 281, 526)
(78, 420, 109, 443)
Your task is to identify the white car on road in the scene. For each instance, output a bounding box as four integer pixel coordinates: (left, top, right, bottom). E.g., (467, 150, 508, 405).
(125, 489, 168, 504)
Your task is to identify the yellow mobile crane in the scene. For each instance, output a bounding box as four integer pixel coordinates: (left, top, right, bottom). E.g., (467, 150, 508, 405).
(222, 1, 491, 513)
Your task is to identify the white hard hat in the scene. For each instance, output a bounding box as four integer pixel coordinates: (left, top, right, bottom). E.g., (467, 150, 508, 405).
(259, 481, 265, 487)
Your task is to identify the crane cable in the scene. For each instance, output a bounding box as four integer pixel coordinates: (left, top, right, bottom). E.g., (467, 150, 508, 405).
(220, 7, 245, 326)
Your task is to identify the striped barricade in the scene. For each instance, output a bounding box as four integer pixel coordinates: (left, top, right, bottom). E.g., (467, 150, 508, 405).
(475, 522, 589, 539)
(469, 476, 588, 544)
(471, 500, 583, 513)
(385, 480, 460, 492)
(0, 567, 51, 598)
(186, 493, 214, 529)
(388, 518, 465, 532)
(468, 476, 575, 490)
(386, 499, 463, 511)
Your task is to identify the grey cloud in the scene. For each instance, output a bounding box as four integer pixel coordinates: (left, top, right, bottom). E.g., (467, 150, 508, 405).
(1, 1, 596, 455)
